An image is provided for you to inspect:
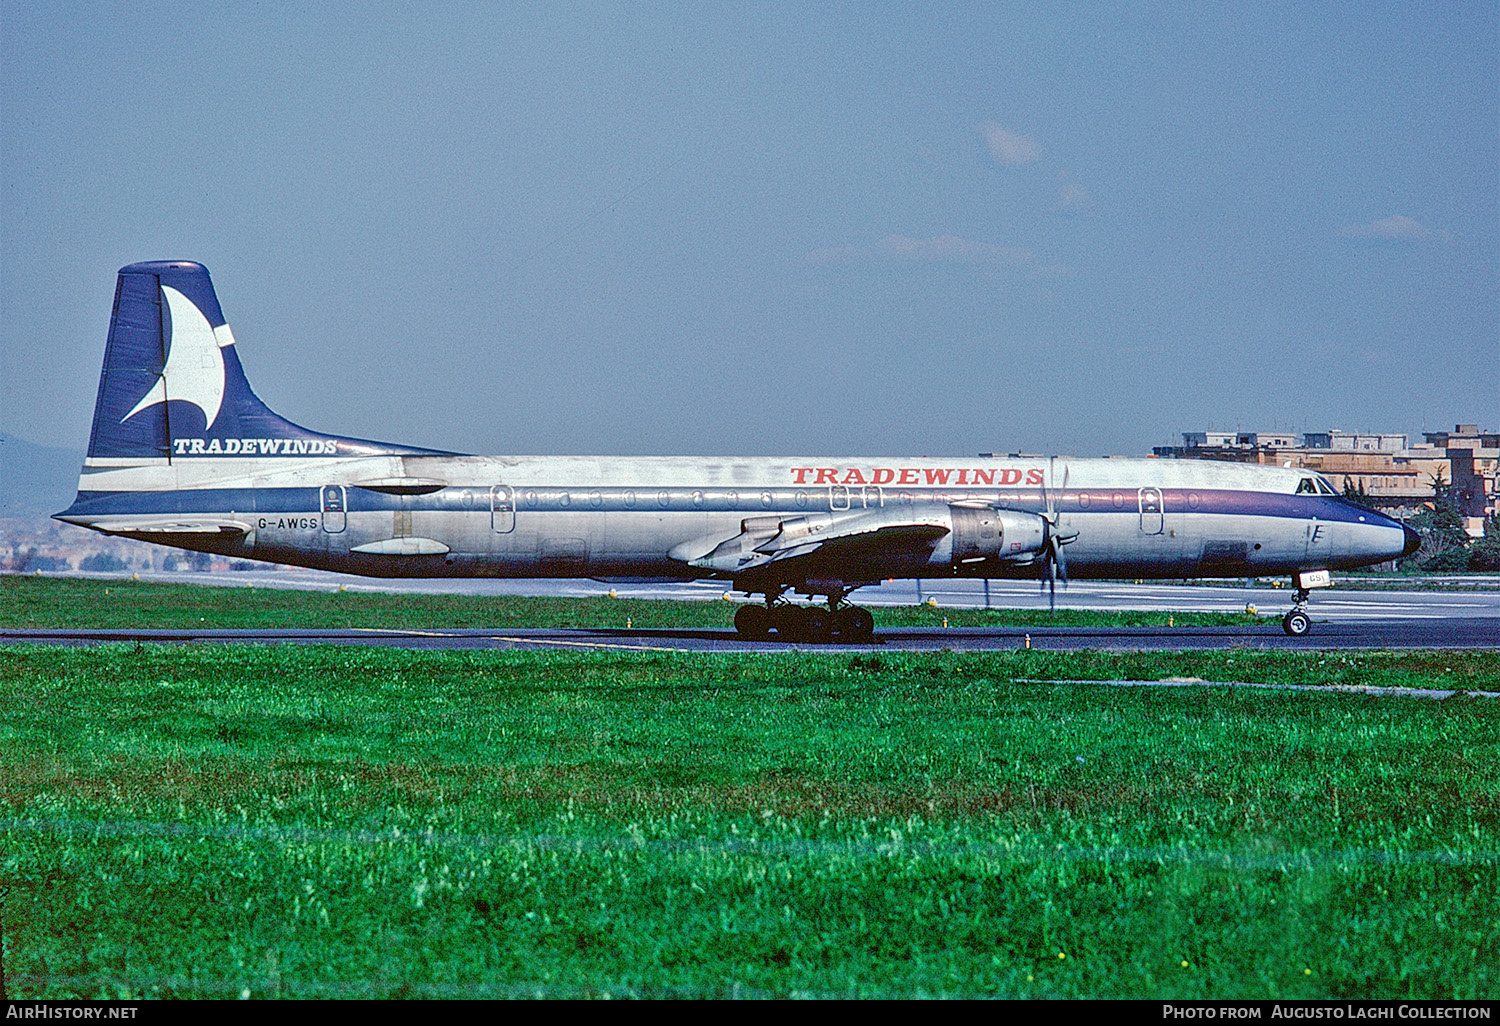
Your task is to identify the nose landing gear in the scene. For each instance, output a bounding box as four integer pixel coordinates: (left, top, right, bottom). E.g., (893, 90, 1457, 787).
(1282, 587, 1312, 636)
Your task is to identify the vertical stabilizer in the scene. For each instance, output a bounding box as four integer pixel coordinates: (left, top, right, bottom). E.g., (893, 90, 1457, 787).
(83, 261, 451, 464)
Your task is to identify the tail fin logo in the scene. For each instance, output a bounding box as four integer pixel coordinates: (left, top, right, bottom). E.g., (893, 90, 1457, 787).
(122, 285, 230, 430)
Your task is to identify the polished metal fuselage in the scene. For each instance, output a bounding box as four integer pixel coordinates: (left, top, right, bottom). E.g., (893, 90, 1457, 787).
(66, 452, 1414, 583)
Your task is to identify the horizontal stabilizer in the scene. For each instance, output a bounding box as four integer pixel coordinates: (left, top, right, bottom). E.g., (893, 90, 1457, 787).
(75, 517, 252, 536)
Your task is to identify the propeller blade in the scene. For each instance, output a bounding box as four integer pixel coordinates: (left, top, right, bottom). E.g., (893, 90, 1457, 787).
(1040, 458, 1069, 613)
(1055, 459, 1070, 591)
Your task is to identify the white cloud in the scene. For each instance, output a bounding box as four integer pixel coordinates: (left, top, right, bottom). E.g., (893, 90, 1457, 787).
(809, 234, 1033, 265)
(982, 123, 1041, 166)
(1340, 214, 1453, 242)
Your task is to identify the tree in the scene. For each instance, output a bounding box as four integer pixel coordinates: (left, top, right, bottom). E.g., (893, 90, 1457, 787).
(1341, 476, 1378, 511)
(1469, 512, 1500, 572)
(1400, 472, 1471, 571)
(79, 551, 127, 572)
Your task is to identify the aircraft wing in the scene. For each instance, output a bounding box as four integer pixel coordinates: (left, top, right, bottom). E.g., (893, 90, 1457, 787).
(668, 505, 951, 575)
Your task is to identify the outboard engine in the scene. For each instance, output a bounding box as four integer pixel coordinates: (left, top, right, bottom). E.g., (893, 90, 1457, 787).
(949, 506, 1049, 565)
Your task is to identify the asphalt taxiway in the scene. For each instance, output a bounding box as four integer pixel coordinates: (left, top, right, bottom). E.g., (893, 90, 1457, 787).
(8, 571, 1497, 651)
(4, 617, 1496, 652)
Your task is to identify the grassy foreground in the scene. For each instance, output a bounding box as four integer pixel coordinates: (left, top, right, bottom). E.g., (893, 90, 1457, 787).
(1, 643, 1497, 999)
(1, 574, 1268, 630)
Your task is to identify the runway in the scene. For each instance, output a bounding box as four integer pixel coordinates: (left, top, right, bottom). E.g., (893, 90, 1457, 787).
(4, 618, 1496, 652)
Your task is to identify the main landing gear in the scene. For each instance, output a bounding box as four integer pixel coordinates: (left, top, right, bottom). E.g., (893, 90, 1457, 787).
(733, 588, 876, 644)
(1282, 587, 1312, 637)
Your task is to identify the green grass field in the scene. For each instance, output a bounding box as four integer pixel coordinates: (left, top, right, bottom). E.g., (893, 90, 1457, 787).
(1, 578, 1497, 998)
(1, 574, 1268, 630)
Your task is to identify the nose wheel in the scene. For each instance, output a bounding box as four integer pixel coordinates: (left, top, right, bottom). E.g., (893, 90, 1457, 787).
(1281, 587, 1312, 636)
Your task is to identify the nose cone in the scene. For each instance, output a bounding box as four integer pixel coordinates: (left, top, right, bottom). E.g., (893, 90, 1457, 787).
(1401, 523, 1422, 559)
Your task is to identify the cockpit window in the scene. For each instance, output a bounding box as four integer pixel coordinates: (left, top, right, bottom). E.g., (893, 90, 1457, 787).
(1315, 476, 1337, 496)
(1296, 477, 1317, 495)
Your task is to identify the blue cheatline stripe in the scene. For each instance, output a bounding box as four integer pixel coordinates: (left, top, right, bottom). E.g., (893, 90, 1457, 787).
(59, 486, 1397, 528)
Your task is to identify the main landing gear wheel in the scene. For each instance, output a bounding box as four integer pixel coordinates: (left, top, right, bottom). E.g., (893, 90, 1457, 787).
(733, 599, 877, 643)
(1282, 609, 1311, 637)
(834, 605, 875, 642)
(734, 604, 772, 640)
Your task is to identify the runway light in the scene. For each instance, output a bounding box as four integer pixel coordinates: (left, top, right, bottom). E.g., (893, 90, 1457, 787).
(1024, 634, 1031, 650)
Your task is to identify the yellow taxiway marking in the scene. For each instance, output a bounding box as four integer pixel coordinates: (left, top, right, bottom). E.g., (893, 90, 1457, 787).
(350, 627, 684, 653)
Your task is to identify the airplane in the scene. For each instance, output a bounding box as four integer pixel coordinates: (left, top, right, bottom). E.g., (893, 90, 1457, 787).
(55, 261, 1421, 641)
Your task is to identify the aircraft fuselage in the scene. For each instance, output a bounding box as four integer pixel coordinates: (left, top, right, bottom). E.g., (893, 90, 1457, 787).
(64, 452, 1408, 582)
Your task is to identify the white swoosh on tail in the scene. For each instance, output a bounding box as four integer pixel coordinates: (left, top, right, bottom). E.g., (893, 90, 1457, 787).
(122, 285, 226, 429)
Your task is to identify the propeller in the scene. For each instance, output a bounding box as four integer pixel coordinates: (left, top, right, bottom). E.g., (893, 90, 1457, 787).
(1040, 457, 1079, 613)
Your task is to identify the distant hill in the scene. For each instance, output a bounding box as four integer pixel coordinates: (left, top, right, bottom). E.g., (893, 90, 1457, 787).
(0, 431, 83, 521)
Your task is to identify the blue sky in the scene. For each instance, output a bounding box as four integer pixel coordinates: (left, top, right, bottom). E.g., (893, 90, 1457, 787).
(3, 2, 1495, 458)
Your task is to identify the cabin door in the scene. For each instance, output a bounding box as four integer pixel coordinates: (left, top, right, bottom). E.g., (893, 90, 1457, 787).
(1138, 486, 1164, 535)
(321, 485, 346, 533)
(491, 485, 516, 534)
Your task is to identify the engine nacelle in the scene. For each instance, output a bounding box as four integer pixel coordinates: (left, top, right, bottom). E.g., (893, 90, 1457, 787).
(949, 506, 1049, 565)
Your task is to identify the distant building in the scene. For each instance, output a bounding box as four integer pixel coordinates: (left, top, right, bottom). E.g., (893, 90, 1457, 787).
(1178, 430, 1239, 449)
(1422, 424, 1500, 450)
(1176, 430, 1298, 450)
(1152, 426, 1488, 518)
(1301, 430, 1408, 452)
(1421, 425, 1499, 525)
